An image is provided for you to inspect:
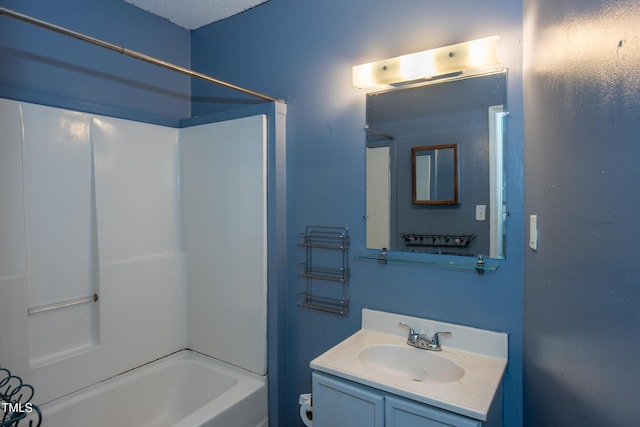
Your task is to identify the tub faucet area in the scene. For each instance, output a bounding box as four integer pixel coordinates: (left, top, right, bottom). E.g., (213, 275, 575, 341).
(399, 322, 452, 351)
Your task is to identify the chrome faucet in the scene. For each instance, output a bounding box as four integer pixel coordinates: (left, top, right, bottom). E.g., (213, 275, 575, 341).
(399, 322, 451, 351)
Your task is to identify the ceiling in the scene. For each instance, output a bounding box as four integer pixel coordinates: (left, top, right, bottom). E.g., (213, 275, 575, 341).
(123, 0, 269, 30)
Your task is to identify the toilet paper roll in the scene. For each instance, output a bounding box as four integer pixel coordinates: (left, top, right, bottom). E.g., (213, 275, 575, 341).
(299, 404, 312, 427)
(298, 393, 312, 427)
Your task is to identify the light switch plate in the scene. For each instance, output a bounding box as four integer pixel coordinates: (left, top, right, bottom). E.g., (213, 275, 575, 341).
(529, 215, 538, 250)
(476, 205, 487, 221)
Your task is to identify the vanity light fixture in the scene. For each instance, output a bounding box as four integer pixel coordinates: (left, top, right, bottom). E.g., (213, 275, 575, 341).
(353, 35, 500, 89)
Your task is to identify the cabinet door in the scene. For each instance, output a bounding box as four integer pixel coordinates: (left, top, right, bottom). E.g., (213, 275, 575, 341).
(386, 396, 481, 427)
(312, 372, 384, 427)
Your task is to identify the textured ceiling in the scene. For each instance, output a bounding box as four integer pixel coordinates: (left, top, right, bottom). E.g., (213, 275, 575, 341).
(123, 0, 269, 29)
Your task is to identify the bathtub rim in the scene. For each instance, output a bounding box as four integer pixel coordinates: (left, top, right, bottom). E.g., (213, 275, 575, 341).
(39, 348, 268, 426)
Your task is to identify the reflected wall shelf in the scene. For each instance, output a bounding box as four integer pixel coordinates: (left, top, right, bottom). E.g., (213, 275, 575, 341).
(354, 251, 499, 274)
(298, 226, 350, 316)
(401, 233, 475, 249)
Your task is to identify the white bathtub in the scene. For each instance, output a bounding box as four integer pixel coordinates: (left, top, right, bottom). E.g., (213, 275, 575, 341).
(38, 350, 268, 427)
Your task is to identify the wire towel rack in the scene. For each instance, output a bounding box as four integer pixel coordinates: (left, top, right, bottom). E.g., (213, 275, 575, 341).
(298, 226, 350, 316)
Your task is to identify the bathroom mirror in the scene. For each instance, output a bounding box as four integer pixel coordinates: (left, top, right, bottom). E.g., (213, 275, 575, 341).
(365, 71, 507, 258)
(412, 144, 459, 205)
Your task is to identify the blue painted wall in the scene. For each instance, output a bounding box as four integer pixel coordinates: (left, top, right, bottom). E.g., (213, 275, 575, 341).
(1, 0, 525, 425)
(7, 0, 640, 424)
(0, 0, 191, 125)
(191, 1, 524, 426)
(523, 0, 640, 425)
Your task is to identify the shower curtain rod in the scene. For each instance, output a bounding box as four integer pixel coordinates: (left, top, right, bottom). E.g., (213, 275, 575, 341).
(0, 6, 282, 103)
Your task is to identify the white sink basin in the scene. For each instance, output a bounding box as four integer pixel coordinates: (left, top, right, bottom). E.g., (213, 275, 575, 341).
(358, 344, 465, 383)
(310, 309, 508, 421)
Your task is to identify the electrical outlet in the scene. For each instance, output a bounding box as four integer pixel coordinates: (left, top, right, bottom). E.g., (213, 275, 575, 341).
(529, 215, 538, 250)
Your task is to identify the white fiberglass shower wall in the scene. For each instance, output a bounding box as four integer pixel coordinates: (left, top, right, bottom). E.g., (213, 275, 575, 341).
(181, 119, 267, 375)
(0, 98, 271, 405)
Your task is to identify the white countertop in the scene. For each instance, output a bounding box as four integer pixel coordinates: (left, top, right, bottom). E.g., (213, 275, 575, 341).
(310, 309, 508, 421)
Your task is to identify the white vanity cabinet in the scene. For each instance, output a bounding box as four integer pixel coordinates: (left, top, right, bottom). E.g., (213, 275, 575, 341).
(385, 395, 481, 427)
(312, 372, 384, 427)
(313, 372, 485, 427)
(309, 310, 508, 427)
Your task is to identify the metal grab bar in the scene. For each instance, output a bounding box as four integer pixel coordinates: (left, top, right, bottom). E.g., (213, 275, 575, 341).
(27, 293, 98, 315)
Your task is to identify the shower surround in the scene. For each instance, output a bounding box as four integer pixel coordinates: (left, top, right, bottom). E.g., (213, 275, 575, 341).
(0, 98, 280, 420)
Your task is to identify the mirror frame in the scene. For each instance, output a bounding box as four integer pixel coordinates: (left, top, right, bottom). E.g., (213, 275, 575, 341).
(411, 143, 459, 205)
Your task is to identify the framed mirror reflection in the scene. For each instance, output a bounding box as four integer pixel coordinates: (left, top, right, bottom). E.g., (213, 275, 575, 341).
(412, 144, 459, 205)
(366, 71, 508, 258)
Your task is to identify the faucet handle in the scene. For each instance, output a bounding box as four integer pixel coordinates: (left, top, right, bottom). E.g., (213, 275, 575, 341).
(431, 331, 452, 347)
(399, 322, 419, 343)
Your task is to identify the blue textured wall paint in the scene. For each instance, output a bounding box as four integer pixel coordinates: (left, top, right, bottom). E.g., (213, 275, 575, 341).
(191, 1, 524, 426)
(0, 0, 191, 124)
(523, 0, 640, 426)
(0, 0, 526, 425)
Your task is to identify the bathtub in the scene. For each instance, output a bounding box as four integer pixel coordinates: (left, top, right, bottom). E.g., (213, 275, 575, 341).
(38, 350, 268, 427)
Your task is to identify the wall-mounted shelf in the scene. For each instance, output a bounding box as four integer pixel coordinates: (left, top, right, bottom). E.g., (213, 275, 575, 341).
(354, 251, 499, 274)
(298, 226, 350, 316)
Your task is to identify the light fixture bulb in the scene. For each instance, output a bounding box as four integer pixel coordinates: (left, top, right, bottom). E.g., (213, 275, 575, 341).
(353, 35, 500, 89)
